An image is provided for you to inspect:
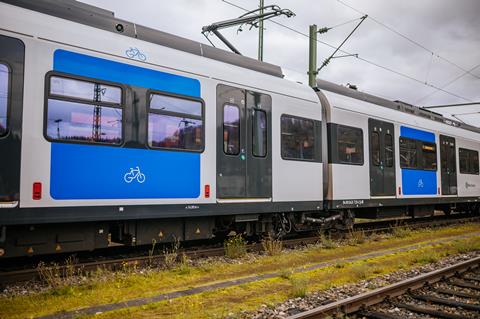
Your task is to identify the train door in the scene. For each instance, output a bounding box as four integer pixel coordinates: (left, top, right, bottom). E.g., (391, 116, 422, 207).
(0, 35, 24, 205)
(216, 84, 272, 199)
(369, 119, 395, 196)
(440, 135, 457, 195)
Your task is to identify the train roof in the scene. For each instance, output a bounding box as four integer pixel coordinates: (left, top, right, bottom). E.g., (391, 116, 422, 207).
(316, 78, 480, 134)
(0, 0, 284, 78)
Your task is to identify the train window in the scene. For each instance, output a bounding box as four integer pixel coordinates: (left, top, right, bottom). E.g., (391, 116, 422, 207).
(385, 134, 394, 167)
(0, 64, 8, 136)
(459, 148, 479, 175)
(252, 109, 267, 157)
(337, 125, 363, 165)
(150, 94, 202, 117)
(371, 131, 380, 166)
(223, 104, 240, 155)
(399, 137, 417, 169)
(46, 75, 123, 145)
(50, 76, 121, 104)
(281, 115, 315, 161)
(148, 92, 203, 152)
(421, 142, 437, 171)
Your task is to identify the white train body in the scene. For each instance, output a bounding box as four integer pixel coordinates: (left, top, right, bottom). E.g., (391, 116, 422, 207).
(0, 0, 478, 257)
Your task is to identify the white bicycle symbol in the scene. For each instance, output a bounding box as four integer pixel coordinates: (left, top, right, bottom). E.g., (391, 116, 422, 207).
(124, 166, 146, 184)
(125, 47, 147, 61)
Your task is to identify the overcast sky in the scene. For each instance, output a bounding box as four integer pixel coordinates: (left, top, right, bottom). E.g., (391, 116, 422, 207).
(79, 0, 480, 126)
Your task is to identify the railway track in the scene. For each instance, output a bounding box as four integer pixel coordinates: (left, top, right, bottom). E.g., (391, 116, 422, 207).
(1, 213, 478, 286)
(287, 256, 480, 319)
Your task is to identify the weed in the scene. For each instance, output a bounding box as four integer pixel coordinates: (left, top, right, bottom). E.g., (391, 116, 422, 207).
(334, 262, 345, 269)
(148, 239, 157, 266)
(289, 277, 308, 298)
(261, 236, 283, 256)
(453, 240, 478, 254)
(224, 234, 247, 259)
(318, 233, 336, 249)
(37, 262, 63, 289)
(392, 224, 412, 238)
(177, 253, 191, 275)
(163, 237, 180, 268)
(347, 229, 366, 245)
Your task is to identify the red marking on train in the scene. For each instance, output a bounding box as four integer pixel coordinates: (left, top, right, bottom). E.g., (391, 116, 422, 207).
(205, 184, 210, 198)
(33, 182, 42, 200)
(398, 186, 401, 195)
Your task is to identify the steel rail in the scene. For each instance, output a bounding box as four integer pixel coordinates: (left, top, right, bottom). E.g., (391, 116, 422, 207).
(287, 256, 480, 319)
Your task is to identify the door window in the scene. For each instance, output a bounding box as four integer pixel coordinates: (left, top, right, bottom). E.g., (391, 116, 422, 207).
(385, 134, 393, 167)
(252, 109, 267, 157)
(0, 64, 8, 136)
(371, 131, 380, 166)
(223, 104, 240, 155)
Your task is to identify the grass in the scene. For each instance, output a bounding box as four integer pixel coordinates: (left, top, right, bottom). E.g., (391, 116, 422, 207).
(289, 277, 308, 298)
(95, 235, 480, 319)
(1, 223, 479, 319)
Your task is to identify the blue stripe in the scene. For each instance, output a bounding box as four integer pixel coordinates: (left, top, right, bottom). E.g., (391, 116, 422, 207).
(51, 143, 200, 200)
(400, 126, 435, 143)
(401, 169, 437, 195)
(53, 49, 200, 97)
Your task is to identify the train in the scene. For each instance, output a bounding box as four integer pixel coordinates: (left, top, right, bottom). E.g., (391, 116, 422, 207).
(0, 0, 479, 258)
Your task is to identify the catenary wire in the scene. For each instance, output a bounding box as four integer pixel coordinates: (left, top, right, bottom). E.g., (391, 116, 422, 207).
(220, 0, 472, 103)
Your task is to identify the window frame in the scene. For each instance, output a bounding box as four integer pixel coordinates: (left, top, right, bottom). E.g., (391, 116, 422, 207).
(459, 148, 480, 175)
(280, 114, 317, 162)
(252, 108, 267, 158)
(385, 133, 394, 168)
(0, 62, 11, 138)
(44, 71, 126, 146)
(146, 89, 205, 153)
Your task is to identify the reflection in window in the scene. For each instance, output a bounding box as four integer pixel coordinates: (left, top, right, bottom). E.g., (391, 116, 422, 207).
(50, 76, 121, 104)
(0, 64, 8, 136)
(281, 115, 315, 160)
(46, 75, 123, 144)
(421, 142, 437, 171)
(148, 114, 202, 150)
(385, 134, 394, 167)
(148, 93, 204, 152)
(252, 110, 267, 157)
(459, 148, 479, 175)
(223, 104, 240, 155)
(371, 131, 380, 166)
(400, 137, 417, 169)
(150, 94, 202, 116)
(47, 100, 122, 143)
(337, 125, 363, 164)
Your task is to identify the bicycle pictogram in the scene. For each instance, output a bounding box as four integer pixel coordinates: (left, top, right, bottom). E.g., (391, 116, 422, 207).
(125, 47, 147, 61)
(124, 166, 146, 184)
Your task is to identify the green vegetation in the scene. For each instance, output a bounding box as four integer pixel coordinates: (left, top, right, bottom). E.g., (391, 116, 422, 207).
(224, 234, 247, 259)
(0, 223, 478, 319)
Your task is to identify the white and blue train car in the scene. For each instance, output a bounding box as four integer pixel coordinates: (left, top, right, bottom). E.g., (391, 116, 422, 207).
(0, 0, 324, 257)
(317, 79, 480, 218)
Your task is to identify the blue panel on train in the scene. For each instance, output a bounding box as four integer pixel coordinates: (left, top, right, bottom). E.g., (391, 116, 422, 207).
(53, 49, 200, 97)
(400, 126, 435, 143)
(401, 169, 437, 195)
(50, 143, 200, 200)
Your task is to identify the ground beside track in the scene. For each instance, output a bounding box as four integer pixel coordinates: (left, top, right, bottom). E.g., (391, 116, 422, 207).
(0, 223, 479, 319)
